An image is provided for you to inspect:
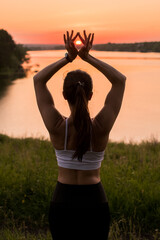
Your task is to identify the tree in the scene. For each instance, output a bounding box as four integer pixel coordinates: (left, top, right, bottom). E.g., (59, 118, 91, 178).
(0, 29, 29, 90)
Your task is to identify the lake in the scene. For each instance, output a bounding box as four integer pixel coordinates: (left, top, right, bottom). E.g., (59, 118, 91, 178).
(0, 50, 160, 143)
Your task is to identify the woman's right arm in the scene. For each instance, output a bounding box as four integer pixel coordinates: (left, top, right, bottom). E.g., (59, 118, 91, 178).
(78, 31, 126, 135)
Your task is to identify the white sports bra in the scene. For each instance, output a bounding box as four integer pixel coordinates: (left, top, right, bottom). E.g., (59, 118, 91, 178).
(54, 118, 105, 170)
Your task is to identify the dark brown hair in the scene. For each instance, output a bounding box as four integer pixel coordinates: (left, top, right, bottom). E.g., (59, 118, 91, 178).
(63, 69, 93, 161)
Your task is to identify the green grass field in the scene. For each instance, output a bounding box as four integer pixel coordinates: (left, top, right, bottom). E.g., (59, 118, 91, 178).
(0, 134, 160, 239)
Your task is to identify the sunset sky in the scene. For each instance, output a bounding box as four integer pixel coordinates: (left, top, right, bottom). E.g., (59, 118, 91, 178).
(1, 0, 160, 44)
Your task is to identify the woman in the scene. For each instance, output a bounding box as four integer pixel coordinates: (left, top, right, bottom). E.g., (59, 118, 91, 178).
(33, 30, 126, 240)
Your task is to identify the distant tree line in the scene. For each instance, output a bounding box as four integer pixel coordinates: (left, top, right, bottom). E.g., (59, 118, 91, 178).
(93, 42, 160, 52)
(24, 41, 160, 52)
(0, 29, 29, 93)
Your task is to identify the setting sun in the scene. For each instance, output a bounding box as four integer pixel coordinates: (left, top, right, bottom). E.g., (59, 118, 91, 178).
(75, 40, 82, 45)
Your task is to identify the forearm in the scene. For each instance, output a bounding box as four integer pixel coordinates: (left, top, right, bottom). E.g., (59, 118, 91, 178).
(33, 57, 69, 84)
(85, 54, 126, 85)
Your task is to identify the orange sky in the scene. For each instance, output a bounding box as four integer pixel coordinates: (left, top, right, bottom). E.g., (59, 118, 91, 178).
(1, 0, 160, 44)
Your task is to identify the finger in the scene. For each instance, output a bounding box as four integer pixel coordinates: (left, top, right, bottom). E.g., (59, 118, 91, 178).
(67, 31, 69, 42)
(78, 32, 85, 44)
(63, 34, 66, 44)
(84, 30, 87, 40)
(72, 32, 79, 41)
(86, 33, 91, 47)
(70, 30, 74, 40)
(90, 33, 94, 46)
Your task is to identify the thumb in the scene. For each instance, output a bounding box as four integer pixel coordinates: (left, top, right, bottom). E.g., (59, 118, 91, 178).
(70, 41, 77, 49)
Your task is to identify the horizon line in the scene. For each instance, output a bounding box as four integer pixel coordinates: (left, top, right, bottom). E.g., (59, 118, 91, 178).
(22, 41, 160, 45)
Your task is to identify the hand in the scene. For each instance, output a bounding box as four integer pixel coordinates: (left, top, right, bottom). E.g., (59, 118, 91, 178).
(78, 30, 94, 60)
(64, 30, 78, 61)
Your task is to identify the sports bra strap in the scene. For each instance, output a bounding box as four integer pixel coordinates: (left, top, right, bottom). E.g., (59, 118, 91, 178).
(64, 118, 68, 150)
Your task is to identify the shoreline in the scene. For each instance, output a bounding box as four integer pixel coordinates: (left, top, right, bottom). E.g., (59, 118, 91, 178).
(0, 133, 159, 145)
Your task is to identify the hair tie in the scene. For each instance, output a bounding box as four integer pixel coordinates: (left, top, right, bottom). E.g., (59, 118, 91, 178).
(77, 81, 84, 87)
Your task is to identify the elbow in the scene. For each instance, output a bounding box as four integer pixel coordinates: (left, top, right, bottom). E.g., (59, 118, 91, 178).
(33, 73, 37, 81)
(113, 74, 126, 86)
(33, 73, 39, 84)
(120, 74, 126, 86)
(122, 74, 127, 83)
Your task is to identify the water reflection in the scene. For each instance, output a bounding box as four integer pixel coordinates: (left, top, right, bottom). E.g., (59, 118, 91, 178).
(0, 50, 160, 143)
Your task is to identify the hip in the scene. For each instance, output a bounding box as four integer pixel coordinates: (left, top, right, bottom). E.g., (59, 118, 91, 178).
(51, 181, 108, 206)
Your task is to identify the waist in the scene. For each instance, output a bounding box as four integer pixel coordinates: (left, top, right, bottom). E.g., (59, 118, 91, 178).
(51, 181, 108, 205)
(58, 166, 101, 185)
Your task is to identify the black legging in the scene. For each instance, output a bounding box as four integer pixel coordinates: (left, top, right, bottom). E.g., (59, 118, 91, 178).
(48, 181, 110, 240)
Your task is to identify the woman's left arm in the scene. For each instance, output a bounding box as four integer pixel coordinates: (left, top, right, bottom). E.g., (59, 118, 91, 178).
(33, 31, 78, 135)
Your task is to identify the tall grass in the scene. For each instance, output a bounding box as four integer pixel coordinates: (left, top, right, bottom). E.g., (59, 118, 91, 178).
(101, 141, 160, 232)
(0, 134, 160, 239)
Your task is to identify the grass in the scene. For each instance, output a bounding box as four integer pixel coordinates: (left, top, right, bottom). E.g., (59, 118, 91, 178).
(0, 134, 160, 239)
(0, 225, 159, 240)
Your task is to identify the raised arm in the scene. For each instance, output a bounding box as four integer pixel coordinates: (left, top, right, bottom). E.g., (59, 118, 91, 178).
(78, 31, 126, 135)
(33, 31, 78, 134)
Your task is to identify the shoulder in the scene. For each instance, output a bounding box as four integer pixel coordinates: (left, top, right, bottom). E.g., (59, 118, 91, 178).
(50, 116, 67, 135)
(49, 117, 67, 148)
(91, 119, 109, 151)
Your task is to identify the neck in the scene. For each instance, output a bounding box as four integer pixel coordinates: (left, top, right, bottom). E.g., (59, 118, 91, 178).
(68, 102, 89, 117)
